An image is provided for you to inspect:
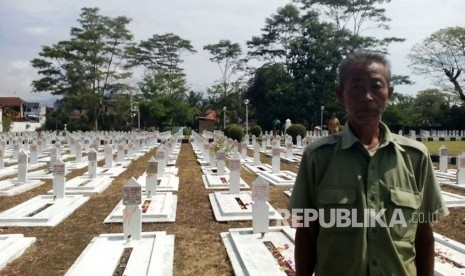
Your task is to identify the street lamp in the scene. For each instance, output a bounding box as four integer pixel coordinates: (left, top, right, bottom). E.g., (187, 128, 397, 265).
(244, 99, 250, 136)
(223, 106, 226, 130)
(320, 106, 324, 134)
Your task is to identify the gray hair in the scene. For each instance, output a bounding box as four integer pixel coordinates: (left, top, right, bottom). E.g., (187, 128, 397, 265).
(337, 50, 391, 88)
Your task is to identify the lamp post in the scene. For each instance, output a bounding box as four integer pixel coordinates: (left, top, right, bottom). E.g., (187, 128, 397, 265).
(223, 106, 226, 130)
(244, 99, 249, 136)
(320, 106, 324, 134)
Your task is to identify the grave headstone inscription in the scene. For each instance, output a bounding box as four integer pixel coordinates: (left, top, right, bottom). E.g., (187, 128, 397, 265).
(146, 157, 157, 197)
(52, 159, 66, 199)
(252, 177, 270, 234)
(88, 149, 98, 179)
(122, 178, 142, 240)
(229, 155, 241, 194)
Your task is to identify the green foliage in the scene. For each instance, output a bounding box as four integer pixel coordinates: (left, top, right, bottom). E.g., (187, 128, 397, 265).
(126, 33, 196, 73)
(250, 125, 262, 137)
(204, 40, 246, 96)
(2, 117, 13, 132)
(225, 124, 243, 142)
(31, 7, 134, 130)
(286, 123, 306, 143)
(409, 26, 465, 102)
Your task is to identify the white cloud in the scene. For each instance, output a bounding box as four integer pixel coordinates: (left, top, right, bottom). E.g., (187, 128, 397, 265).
(26, 27, 49, 36)
(9, 60, 30, 70)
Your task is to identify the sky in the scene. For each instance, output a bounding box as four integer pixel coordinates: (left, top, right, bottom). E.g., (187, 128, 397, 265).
(0, 0, 464, 106)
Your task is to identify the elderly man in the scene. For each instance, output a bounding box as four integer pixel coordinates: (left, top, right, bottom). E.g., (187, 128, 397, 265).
(289, 50, 448, 276)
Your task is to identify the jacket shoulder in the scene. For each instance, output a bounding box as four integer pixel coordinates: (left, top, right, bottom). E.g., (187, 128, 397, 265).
(391, 134, 429, 155)
(306, 134, 341, 152)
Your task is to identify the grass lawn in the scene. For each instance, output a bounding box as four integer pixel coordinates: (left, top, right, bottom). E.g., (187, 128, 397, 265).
(422, 141, 465, 155)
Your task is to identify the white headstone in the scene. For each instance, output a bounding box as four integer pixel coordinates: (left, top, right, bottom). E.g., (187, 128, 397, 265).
(146, 157, 157, 197)
(286, 141, 293, 158)
(217, 150, 226, 175)
(13, 143, 19, 159)
(50, 147, 58, 170)
(88, 149, 98, 179)
(122, 177, 142, 240)
(439, 145, 448, 173)
(253, 142, 261, 165)
(117, 144, 125, 163)
(272, 145, 281, 174)
(244, 135, 250, 147)
(241, 141, 247, 159)
(17, 150, 28, 183)
(209, 149, 216, 168)
(252, 176, 270, 234)
(203, 142, 210, 162)
(104, 145, 113, 168)
(75, 142, 83, 163)
(52, 159, 66, 199)
(297, 135, 302, 147)
(457, 153, 465, 185)
(228, 155, 241, 194)
(128, 143, 135, 157)
(156, 147, 166, 175)
(29, 143, 38, 164)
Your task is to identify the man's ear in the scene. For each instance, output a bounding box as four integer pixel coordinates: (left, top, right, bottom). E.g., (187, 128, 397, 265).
(335, 86, 344, 106)
(387, 85, 394, 102)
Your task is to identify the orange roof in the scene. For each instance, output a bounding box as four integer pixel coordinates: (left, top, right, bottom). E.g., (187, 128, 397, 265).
(0, 97, 26, 107)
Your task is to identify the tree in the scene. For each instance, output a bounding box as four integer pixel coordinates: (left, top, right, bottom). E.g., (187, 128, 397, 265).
(247, 4, 303, 68)
(203, 40, 247, 96)
(382, 92, 416, 130)
(293, 0, 403, 51)
(246, 63, 297, 130)
(413, 89, 450, 128)
(408, 27, 465, 103)
(127, 33, 196, 76)
(31, 7, 134, 130)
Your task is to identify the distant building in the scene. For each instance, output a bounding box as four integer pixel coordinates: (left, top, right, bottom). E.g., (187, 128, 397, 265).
(198, 108, 217, 133)
(24, 102, 46, 121)
(0, 97, 26, 121)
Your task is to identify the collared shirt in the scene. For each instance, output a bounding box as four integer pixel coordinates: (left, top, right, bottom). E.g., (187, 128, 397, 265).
(289, 122, 449, 276)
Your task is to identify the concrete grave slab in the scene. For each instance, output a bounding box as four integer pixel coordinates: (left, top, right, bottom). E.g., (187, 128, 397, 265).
(47, 176, 113, 195)
(66, 231, 174, 276)
(0, 163, 47, 179)
(442, 191, 465, 208)
(0, 234, 36, 270)
(202, 174, 249, 190)
(104, 193, 177, 223)
(136, 173, 179, 192)
(244, 163, 273, 175)
(200, 166, 230, 175)
(0, 195, 89, 227)
(81, 165, 126, 178)
(221, 226, 296, 276)
(209, 191, 283, 221)
(258, 171, 296, 187)
(434, 232, 465, 276)
(0, 179, 44, 196)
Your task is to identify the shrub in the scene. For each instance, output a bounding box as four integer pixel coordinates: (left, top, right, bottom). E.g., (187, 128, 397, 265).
(2, 117, 13, 132)
(286, 123, 307, 143)
(225, 123, 243, 142)
(250, 125, 262, 137)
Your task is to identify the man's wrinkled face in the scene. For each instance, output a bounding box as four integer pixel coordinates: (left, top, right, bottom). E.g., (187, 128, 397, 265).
(336, 61, 393, 128)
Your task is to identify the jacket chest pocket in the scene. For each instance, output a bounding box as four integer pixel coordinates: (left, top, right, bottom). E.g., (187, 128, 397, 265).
(317, 188, 357, 231)
(387, 188, 421, 241)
